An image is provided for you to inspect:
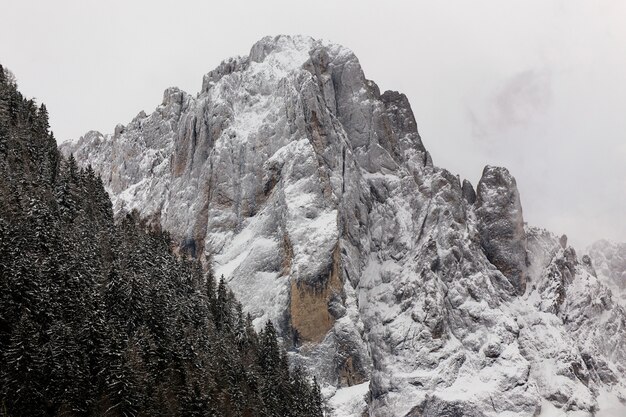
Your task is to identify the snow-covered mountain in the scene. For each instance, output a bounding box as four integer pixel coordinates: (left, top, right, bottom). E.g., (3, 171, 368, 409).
(62, 35, 626, 417)
(587, 240, 626, 309)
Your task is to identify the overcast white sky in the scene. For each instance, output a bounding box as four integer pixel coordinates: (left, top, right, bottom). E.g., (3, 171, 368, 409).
(1, 0, 624, 249)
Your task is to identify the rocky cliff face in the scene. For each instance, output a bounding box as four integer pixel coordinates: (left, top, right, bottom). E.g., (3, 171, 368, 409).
(62, 35, 626, 417)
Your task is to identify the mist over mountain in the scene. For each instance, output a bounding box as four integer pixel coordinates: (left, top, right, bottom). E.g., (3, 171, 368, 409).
(62, 35, 626, 417)
(587, 240, 626, 310)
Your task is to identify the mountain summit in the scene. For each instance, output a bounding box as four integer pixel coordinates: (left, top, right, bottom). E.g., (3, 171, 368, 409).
(63, 35, 626, 417)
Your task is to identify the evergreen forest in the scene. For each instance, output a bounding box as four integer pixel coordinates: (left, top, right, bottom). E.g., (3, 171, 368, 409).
(0, 65, 323, 417)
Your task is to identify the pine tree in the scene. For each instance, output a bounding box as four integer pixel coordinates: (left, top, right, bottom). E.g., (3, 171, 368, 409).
(258, 321, 283, 416)
(3, 312, 48, 417)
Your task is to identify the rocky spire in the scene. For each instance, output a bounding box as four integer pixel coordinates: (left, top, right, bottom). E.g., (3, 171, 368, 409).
(476, 165, 528, 295)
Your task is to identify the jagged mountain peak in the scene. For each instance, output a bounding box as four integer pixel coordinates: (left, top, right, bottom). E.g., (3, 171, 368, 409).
(62, 36, 626, 417)
(200, 34, 356, 93)
(249, 34, 316, 62)
(201, 35, 315, 91)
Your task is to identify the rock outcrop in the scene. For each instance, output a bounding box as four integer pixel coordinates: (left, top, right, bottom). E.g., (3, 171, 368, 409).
(62, 35, 626, 417)
(476, 166, 528, 295)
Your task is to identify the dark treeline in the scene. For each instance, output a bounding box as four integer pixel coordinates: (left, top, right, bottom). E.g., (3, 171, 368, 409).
(0, 65, 323, 417)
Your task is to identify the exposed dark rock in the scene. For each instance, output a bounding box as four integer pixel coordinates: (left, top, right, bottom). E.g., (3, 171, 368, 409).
(462, 179, 476, 204)
(476, 165, 528, 295)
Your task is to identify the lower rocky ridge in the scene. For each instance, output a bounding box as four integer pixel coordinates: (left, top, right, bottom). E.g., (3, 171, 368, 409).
(63, 35, 626, 416)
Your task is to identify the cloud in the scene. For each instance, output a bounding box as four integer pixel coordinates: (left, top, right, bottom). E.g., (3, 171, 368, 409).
(469, 69, 552, 139)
